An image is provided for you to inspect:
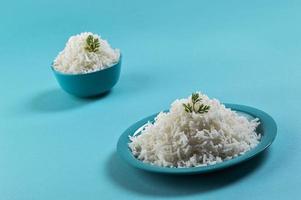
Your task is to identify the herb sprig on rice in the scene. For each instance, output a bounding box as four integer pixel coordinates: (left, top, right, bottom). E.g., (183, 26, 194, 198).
(182, 93, 210, 114)
(85, 35, 100, 53)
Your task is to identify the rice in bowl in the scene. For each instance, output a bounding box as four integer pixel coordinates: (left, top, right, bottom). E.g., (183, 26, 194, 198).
(53, 32, 120, 74)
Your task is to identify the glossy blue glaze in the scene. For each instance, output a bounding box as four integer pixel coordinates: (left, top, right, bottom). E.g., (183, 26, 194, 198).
(52, 59, 121, 97)
(117, 104, 277, 174)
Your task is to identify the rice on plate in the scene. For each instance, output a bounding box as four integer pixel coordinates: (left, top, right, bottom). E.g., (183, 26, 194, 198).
(129, 92, 261, 168)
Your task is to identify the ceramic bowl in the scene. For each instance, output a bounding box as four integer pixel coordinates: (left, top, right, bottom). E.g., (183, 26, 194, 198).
(51, 58, 121, 98)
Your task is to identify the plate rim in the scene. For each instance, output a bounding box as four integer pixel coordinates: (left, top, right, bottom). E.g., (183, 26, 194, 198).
(117, 104, 277, 174)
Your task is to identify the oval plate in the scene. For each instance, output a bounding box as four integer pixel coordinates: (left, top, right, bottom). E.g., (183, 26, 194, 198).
(117, 104, 277, 175)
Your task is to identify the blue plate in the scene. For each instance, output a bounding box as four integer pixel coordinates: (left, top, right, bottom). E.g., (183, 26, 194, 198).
(117, 104, 277, 174)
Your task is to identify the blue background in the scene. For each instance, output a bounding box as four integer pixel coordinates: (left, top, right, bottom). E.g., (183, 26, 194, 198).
(1, 0, 300, 199)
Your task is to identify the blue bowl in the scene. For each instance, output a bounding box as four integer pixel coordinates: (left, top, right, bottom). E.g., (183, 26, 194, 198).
(117, 104, 277, 175)
(51, 58, 121, 98)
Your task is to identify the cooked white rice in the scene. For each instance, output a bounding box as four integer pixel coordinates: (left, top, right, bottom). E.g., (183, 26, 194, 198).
(53, 32, 120, 74)
(129, 92, 260, 168)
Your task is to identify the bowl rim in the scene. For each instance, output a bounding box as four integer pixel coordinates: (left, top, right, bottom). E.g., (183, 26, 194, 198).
(51, 54, 122, 76)
(117, 103, 277, 175)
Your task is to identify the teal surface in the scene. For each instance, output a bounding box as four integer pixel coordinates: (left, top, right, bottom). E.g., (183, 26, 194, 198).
(117, 104, 277, 175)
(0, 0, 300, 199)
(52, 60, 121, 97)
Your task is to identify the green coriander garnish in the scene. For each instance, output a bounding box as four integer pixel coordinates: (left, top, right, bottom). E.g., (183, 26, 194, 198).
(182, 93, 210, 114)
(85, 35, 100, 53)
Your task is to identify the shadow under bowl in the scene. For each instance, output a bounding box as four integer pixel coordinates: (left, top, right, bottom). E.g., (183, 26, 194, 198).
(51, 59, 121, 98)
